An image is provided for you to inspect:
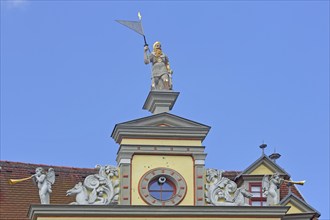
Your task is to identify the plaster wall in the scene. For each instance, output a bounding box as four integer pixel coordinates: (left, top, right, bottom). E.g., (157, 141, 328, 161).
(131, 155, 194, 205)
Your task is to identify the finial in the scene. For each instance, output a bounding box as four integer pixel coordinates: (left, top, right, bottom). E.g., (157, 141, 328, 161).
(269, 148, 281, 163)
(269, 152, 281, 163)
(259, 143, 267, 155)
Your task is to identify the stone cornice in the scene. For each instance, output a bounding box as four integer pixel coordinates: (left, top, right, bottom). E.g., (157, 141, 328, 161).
(282, 213, 318, 220)
(142, 90, 180, 114)
(112, 126, 210, 144)
(118, 144, 206, 153)
(28, 205, 290, 220)
(111, 113, 211, 144)
(116, 145, 207, 162)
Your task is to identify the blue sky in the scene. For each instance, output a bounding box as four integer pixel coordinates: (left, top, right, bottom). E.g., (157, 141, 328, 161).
(1, 1, 329, 218)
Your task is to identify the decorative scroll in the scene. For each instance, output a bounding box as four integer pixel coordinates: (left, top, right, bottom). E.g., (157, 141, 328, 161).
(205, 168, 252, 206)
(66, 165, 119, 205)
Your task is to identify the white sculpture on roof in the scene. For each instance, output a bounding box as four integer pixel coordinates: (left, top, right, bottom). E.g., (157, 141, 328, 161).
(66, 165, 120, 205)
(262, 173, 284, 206)
(205, 168, 252, 206)
(33, 167, 55, 204)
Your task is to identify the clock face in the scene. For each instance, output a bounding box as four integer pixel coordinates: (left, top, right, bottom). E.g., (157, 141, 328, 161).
(139, 167, 187, 206)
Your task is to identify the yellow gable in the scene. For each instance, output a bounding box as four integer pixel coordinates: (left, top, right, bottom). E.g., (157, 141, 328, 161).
(249, 163, 274, 175)
(286, 202, 304, 214)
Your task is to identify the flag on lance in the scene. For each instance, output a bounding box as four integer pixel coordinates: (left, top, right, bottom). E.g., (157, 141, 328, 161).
(116, 12, 148, 46)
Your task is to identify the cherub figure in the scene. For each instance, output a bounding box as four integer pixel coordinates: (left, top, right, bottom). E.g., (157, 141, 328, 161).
(33, 167, 55, 204)
(262, 173, 284, 206)
(144, 41, 173, 90)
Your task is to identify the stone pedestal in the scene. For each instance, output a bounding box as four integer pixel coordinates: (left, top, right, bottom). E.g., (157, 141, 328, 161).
(143, 90, 180, 114)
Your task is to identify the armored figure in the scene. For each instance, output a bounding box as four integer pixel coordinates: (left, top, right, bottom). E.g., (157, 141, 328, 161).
(144, 41, 173, 90)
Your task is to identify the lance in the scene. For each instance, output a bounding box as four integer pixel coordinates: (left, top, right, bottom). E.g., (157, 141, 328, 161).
(138, 12, 148, 47)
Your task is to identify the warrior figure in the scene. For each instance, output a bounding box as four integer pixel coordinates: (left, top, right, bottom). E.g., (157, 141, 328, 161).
(144, 41, 173, 90)
(33, 167, 55, 204)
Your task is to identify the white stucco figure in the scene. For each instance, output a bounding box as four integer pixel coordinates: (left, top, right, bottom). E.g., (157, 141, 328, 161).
(205, 168, 252, 206)
(66, 165, 120, 205)
(33, 167, 55, 204)
(262, 173, 284, 206)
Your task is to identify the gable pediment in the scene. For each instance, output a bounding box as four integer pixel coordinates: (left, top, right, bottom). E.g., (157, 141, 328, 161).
(118, 112, 210, 128)
(280, 193, 320, 217)
(111, 113, 211, 144)
(235, 155, 290, 181)
(249, 163, 276, 175)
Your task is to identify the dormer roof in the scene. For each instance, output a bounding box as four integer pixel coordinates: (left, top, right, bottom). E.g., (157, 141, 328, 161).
(280, 192, 320, 218)
(235, 154, 290, 180)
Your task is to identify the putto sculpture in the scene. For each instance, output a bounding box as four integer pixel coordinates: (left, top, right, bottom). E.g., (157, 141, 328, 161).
(66, 165, 120, 205)
(144, 41, 173, 90)
(34, 167, 55, 204)
(205, 168, 252, 206)
(262, 173, 305, 206)
(8, 167, 55, 204)
(262, 173, 283, 206)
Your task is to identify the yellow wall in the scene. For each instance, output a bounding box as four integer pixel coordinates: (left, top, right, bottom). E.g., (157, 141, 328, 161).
(121, 138, 202, 146)
(131, 155, 194, 205)
(286, 202, 304, 214)
(250, 163, 274, 175)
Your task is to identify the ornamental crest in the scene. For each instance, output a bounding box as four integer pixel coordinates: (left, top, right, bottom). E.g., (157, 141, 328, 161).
(205, 168, 252, 206)
(66, 165, 120, 205)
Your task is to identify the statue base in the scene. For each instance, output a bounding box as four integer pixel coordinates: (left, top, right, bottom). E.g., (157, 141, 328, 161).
(143, 90, 180, 114)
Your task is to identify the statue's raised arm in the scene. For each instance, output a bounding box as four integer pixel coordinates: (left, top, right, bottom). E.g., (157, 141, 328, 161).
(144, 41, 173, 90)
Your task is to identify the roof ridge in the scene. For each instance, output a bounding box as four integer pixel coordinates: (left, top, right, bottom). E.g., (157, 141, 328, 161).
(0, 160, 96, 171)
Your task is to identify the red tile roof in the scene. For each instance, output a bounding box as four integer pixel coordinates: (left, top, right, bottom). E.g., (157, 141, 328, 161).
(0, 160, 305, 220)
(0, 161, 95, 220)
(280, 181, 304, 201)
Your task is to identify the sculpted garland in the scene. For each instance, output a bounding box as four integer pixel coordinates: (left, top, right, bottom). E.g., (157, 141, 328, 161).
(66, 165, 120, 205)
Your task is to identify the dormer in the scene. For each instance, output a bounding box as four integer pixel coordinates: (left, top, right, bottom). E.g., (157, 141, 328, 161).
(235, 145, 290, 206)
